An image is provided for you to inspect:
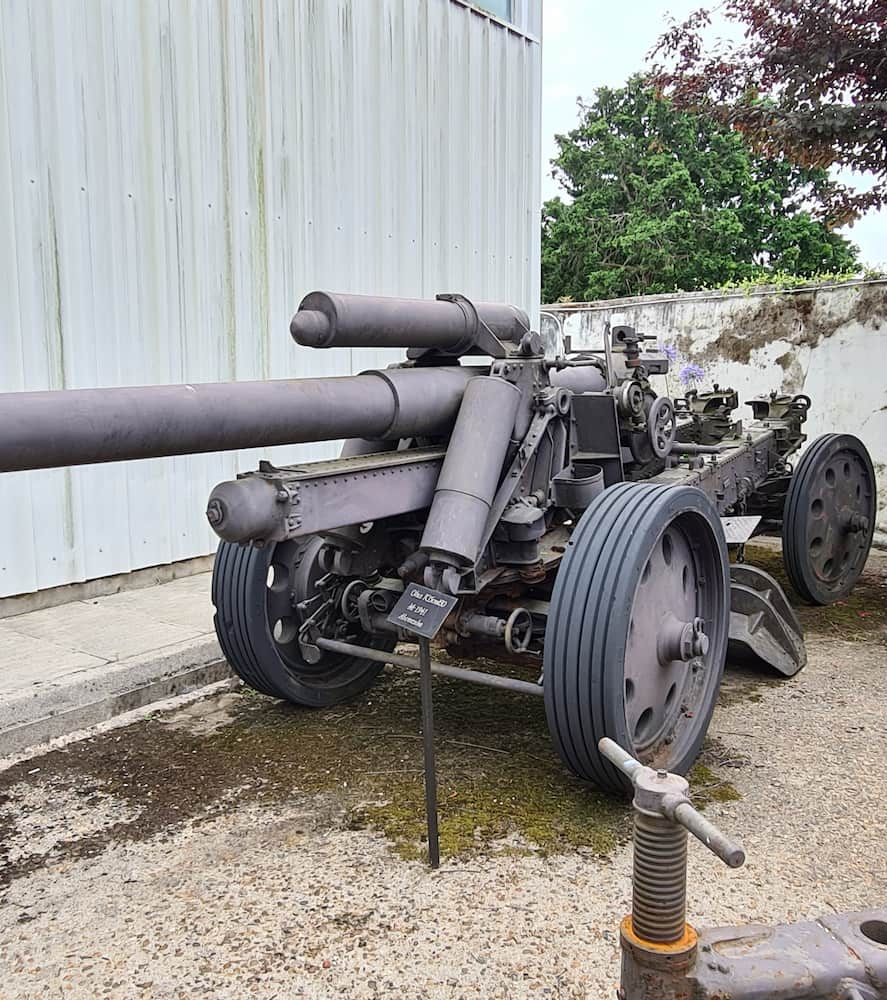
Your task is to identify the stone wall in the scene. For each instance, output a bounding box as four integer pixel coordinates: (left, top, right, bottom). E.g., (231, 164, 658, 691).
(544, 279, 887, 537)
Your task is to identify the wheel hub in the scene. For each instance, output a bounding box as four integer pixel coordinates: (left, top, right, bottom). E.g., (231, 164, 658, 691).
(805, 451, 872, 588)
(847, 512, 870, 534)
(658, 615, 709, 665)
(624, 519, 721, 754)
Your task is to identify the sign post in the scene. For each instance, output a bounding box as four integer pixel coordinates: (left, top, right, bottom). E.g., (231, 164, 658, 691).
(417, 637, 440, 869)
(387, 583, 458, 869)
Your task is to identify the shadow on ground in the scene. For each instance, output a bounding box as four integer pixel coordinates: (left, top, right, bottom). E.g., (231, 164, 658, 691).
(0, 664, 631, 886)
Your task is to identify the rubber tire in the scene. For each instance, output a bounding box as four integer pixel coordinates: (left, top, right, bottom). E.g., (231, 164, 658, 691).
(783, 434, 876, 605)
(543, 483, 730, 795)
(212, 539, 391, 706)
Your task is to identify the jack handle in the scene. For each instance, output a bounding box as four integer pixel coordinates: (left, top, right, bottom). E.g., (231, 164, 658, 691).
(599, 737, 746, 869)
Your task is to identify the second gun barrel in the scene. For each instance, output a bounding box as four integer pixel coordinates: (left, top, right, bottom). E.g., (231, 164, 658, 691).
(291, 291, 529, 351)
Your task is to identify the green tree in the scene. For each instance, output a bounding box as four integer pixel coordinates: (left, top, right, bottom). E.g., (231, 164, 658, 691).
(541, 78, 859, 303)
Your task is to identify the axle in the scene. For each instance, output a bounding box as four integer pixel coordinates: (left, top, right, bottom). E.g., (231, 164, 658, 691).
(315, 636, 544, 696)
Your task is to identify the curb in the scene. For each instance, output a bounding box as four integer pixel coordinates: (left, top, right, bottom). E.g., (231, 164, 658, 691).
(0, 636, 232, 756)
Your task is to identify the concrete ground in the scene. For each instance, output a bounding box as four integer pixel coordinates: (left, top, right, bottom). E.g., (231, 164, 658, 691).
(0, 547, 885, 998)
(0, 573, 228, 754)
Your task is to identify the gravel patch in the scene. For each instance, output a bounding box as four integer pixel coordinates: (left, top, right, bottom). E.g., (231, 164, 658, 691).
(1, 780, 142, 868)
(0, 582, 885, 996)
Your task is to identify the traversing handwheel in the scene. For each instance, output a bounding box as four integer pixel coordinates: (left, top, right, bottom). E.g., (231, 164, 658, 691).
(647, 397, 676, 458)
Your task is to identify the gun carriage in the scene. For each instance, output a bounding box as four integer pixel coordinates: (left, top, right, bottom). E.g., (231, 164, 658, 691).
(0, 292, 875, 793)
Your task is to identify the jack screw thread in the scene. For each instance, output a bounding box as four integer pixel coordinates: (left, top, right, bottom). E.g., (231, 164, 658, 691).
(631, 811, 688, 943)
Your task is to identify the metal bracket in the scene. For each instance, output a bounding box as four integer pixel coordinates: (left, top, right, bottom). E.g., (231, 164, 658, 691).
(215, 447, 446, 544)
(478, 406, 559, 559)
(403, 292, 525, 359)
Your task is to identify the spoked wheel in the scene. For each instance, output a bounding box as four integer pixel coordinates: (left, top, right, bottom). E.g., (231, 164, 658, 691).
(212, 537, 393, 706)
(783, 434, 876, 605)
(544, 483, 730, 794)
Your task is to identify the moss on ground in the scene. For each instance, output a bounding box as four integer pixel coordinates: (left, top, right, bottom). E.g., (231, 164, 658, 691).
(0, 663, 631, 885)
(221, 663, 630, 862)
(716, 669, 780, 708)
(20, 542, 883, 880)
(10, 537, 880, 884)
(687, 738, 747, 807)
(689, 763, 742, 805)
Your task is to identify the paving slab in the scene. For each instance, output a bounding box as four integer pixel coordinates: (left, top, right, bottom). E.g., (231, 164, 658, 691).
(2, 600, 204, 661)
(0, 572, 229, 755)
(0, 628, 108, 692)
(94, 574, 217, 633)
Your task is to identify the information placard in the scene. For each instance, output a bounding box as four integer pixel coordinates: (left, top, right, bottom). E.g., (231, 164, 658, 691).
(386, 584, 458, 640)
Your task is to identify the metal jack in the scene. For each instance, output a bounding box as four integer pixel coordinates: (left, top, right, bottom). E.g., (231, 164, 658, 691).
(599, 738, 745, 999)
(601, 738, 887, 1000)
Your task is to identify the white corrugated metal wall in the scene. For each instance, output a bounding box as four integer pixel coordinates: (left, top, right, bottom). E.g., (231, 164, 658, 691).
(0, 0, 542, 596)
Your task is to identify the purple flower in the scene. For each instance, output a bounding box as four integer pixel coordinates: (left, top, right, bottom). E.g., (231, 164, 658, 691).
(662, 344, 677, 362)
(679, 363, 705, 387)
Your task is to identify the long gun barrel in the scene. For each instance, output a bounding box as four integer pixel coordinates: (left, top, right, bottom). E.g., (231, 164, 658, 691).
(0, 366, 477, 472)
(0, 289, 531, 475)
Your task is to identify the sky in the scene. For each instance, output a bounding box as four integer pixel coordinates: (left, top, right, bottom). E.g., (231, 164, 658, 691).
(540, 0, 887, 269)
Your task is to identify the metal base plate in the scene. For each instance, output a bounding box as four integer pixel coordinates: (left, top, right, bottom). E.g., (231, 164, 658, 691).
(728, 564, 806, 677)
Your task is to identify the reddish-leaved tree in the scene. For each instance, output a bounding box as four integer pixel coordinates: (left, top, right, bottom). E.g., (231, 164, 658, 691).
(652, 0, 887, 224)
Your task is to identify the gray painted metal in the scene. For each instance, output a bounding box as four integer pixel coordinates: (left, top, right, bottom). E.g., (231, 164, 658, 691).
(315, 635, 545, 696)
(659, 427, 774, 508)
(720, 515, 762, 544)
(291, 291, 529, 354)
(689, 912, 887, 999)
(420, 375, 522, 567)
(728, 564, 807, 677)
(0, 0, 542, 596)
(0, 367, 476, 472)
(207, 447, 447, 544)
(338, 438, 396, 459)
(548, 364, 607, 393)
(598, 739, 746, 870)
(550, 463, 604, 508)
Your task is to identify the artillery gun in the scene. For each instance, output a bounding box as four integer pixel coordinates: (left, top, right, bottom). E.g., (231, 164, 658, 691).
(0, 292, 876, 793)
